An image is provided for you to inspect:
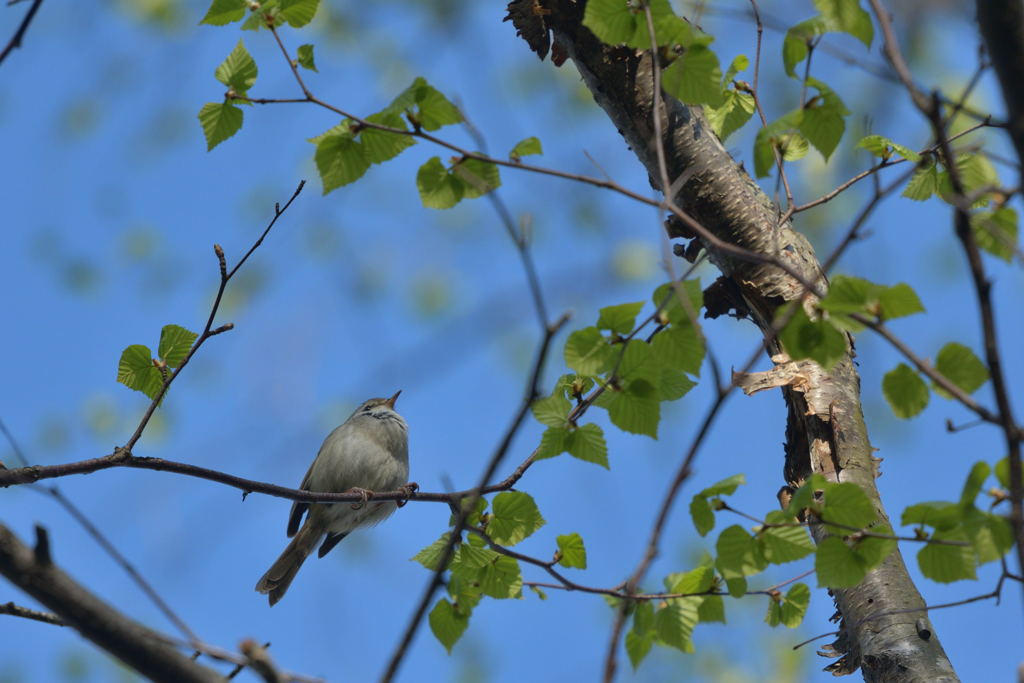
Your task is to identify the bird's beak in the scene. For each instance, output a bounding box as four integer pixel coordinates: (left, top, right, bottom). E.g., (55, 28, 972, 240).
(385, 390, 402, 409)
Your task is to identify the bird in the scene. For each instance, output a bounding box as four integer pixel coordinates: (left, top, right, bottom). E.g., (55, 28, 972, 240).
(255, 390, 410, 606)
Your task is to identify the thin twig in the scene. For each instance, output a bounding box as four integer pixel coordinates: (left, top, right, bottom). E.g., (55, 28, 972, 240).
(0, 0, 43, 66)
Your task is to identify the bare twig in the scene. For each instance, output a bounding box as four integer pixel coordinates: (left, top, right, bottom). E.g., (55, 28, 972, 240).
(1, 601, 65, 626)
(0, 0, 42, 66)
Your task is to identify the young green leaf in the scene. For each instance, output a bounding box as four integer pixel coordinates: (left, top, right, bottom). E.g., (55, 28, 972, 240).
(531, 393, 571, 428)
(198, 102, 244, 151)
(387, 77, 462, 131)
(902, 159, 939, 201)
(411, 533, 454, 570)
(279, 0, 319, 27)
(970, 207, 1018, 262)
(877, 283, 924, 319)
(934, 342, 989, 398)
(488, 492, 545, 546)
(583, 0, 694, 49)
(715, 525, 767, 579)
(595, 379, 660, 438)
(453, 158, 501, 199)
(429, 598, 469, 654)
(566, 423, 609, 468)
(705, 89, 756, 141)
(662, 44, 724, 107)
(778, 306, 847, 369)
(656, 598, 700, 653)
(200, 0, 248, 26)
(626, 601, 655, 669)
(296, 44, 318, 72)
(556, 533, 587, 569)
(799, 78, 849, 161)
(815, 536, 865, 588)
(596, 301, 645, 335)
(477, 554, 522, 599)
(697, 594, 726, 623)
(760, 511, 814, 563)
(416, 156, 464, 209)
(882, 363, 929, 419)
(665, 564, 716, 594)
(157, 325, 198, 369)
(215, 39, 258, 96)
(564, 327, 615, 376)
(309, 122, 371, 194)
(857, 134, 921, 162)
(822, 482, 877, 530)
(690, 495, 715, 536)
(361, 111, 415, 164)
(116, 345, 163, 399)
(765, 582, 811, 628)
(509, 136, 543, 162)
(917, 531, 976, 583)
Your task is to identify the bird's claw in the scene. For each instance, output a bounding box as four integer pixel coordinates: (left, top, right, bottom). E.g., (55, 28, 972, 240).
(348, 487, 371, 510)
(396, 482, 419, 508)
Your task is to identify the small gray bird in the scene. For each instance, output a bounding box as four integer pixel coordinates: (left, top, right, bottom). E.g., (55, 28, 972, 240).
(255, 391, 409, 606)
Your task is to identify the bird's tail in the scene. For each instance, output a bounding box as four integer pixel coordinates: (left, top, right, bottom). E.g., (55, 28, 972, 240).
(255, 522, 321, 606)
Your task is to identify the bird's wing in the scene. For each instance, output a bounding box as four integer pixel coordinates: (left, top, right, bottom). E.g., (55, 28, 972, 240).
(286, 460, 315, 538)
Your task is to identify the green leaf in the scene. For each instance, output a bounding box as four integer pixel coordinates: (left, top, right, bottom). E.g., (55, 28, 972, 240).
(934, 342, 989, 398)
(715, 525, 767, 579)
(488, 492, 545, 546)
(453, 158, 501, 198)
(116, 345, 163, 399)
(652, 280, 703, 326)
(241, 1, 284, 31)
(705, 89, 756, 141)
(902, 159, 939, 200)
(556, 533, 587, 569)
(198, 102, 243, 151)
(799, 78, 848, 161)
(882, 363, 929, 419)
(995, 457, 1011, 489)
(583, 0, 695, 49)
(564, 327, 615, 376)
(477, 554, 522, 598)
(656, 598, 700, 652)
(536, 426, 568, 461)
(699, 473, 746, 497)
(651, 325, 704, 376)
(724, 577, 747, 598)
(428, 598, 469, 654)
(877, 283, 925, 319)
(760, 511, 814, 563)
(416, 156, 464, 209)
(411, 533, 453, 570)
(918, 530, 976, 583)
(901, 501, 962, 530)
(857, 134, 920, 162)
(597, 301, 645, 335)
(279, 0, 319, 27)
(822, 482, 877, 530)
(157, 325, 198, 369)
(778, 306, 847, 369)
(200, 0, 247, 25)
(815, 536, 865, 588)
(626, 602, 655, 669)
(722, 53, 749, 83)
(361, 111, 415, 164)
(531, 393, 571, 428)
(782, 17, 826, 78)
(662, 44, 724, 106)
(214, 39, 258, 95)
(510, 136, 543, 162)
(965, 510, 1013, 564)
(697, 594, 726, 623)
(852, 524, 896, 570)
(971, 207, 1018, 262)
(753, 110, 802, 177)
(765, 582, 811, 628)
(387, 77, 462, 131)
(690, 495, 714, 536)
(665, 564, 715, 594)
(566, 423, 609, 468)
(778, 132, 810, 162)
(814, 0, 874, 45)
(596, 378, 660, 438)
(959, 461, 990, 507)
(819, 275, 880, 313)
(310, 121, 370, 194)
(296, 44, 318, 72)
(938, 154, 999, 207)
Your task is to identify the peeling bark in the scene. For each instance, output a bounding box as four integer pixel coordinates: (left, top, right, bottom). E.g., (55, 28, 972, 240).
(508, 2, 959, 679)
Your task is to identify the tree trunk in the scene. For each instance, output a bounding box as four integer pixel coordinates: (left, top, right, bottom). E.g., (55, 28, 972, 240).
(508, 2, 959, 679)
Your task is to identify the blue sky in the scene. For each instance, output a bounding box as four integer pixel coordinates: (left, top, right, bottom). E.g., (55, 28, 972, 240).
(2, 1, 1022, 681)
